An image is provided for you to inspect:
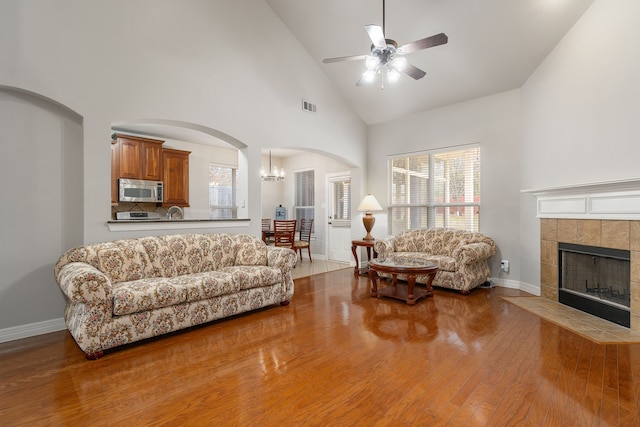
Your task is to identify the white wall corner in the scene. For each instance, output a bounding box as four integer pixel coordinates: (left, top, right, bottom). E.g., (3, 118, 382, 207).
(491, 277, 540, 296)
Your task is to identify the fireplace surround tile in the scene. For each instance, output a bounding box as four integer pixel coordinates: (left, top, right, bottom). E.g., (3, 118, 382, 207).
(540, 261, 557, 286)
(631, 254, 640, 282)
(601, 220, 629, 250)
(540, 218, 557, 241)
(541, 282, 558, 301)
(631, 222, 640, 251)
(577, 219, 601, 246)
(557, 219, 578, 243)
(632, 278, 640, 317)
(540, 240, 557, 265)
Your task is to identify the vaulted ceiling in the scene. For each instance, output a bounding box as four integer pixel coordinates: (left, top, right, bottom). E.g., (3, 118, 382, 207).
(266, 0, 595, 125)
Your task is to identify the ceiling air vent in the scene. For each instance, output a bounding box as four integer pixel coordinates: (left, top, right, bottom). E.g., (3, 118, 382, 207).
(302, 99, 317, 113)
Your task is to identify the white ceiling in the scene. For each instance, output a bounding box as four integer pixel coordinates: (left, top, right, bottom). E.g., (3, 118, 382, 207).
(266, 0, 595, 125)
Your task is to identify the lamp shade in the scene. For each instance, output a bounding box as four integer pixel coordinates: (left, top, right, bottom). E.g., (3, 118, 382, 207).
(357, 194, 383, 213)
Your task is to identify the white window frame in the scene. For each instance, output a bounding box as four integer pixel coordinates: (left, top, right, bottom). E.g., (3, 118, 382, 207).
(387, 144, 480, 235)
(294, 169, 315, 230)
(209, 163, 237, 219)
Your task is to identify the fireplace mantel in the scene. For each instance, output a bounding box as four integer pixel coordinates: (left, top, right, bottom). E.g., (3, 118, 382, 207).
(522, 178, 640, 220)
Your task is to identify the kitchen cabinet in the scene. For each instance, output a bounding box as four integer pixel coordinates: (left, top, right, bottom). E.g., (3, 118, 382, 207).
(116, 134, 164, 181)
(111, 139, 119, 205)
(162, 148, 190, 207)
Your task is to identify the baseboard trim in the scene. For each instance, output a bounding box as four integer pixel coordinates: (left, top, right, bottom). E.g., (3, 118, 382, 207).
(518, 281, 541, 296)
(491, 278, 540, 296)
(0, 318, 67, 344)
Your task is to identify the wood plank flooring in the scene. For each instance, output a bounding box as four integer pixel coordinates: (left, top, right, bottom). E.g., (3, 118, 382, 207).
(1, 270, 639, 426)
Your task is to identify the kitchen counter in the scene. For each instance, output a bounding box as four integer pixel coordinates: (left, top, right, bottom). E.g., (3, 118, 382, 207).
(106, 218, 250, 232)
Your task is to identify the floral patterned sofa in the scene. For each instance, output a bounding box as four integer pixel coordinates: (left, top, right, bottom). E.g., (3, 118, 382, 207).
(374, 228, 496, 294)
(54, 233, 297, 359)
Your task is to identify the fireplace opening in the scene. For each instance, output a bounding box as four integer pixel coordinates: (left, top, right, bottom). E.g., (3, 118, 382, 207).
(558, 242, 630, 328)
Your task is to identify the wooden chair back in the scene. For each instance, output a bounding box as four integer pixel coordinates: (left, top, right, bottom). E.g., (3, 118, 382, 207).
(298, 218, 313, 243)
(273, 220, 297, 249)
(294, 218, 313, 262)
(261, 218, 273, 243)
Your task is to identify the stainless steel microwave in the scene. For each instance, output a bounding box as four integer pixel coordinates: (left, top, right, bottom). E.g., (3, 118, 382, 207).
(119, 178, 163, 203)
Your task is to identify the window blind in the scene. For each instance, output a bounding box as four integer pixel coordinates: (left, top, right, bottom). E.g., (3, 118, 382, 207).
(294, 170, 315, 226)
(388, 144, 480, 235)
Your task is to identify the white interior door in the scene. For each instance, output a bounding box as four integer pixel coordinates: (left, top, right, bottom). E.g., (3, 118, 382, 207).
(327, 173, 352, 262)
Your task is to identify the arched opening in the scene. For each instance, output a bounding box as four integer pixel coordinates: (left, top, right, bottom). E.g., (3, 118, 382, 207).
(0, 85, 83, 331)
(111, 119, 249, 220)
(260, 147, 358, 267)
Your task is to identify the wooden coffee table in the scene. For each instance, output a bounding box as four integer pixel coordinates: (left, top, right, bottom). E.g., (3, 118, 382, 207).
(369, 259, 438, 305)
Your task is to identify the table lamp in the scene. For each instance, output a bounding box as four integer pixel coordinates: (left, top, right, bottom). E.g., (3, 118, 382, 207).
(357, 194, 383, 240)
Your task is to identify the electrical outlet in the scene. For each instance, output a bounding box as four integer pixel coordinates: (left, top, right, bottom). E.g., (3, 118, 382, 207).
(500, 259, 509, 273)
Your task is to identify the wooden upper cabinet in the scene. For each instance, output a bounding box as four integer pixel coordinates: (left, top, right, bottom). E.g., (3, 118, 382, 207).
(141, 142, 163, 180)
(111, 138, 119, 205)
(162, 148, 190, 207)
(116, 134, 164, 180)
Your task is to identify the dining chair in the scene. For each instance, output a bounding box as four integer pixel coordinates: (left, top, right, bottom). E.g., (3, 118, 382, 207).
(294, 218, 313, 262)
(261, 218, 273, 244)
(273, 219, 297, 250)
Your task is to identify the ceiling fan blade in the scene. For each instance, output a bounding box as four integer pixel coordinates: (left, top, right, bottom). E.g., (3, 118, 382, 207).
(356, 76, 372, 86)
(402, 63, 427, 80)
(397, 33, 448, 55)
(365, 24, 387, 49)
(323, 54, 368, 64)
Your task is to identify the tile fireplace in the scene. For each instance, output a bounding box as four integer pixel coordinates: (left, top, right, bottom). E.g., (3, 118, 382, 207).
(540, 218, 640, 332)
(526, 179, 640, 332)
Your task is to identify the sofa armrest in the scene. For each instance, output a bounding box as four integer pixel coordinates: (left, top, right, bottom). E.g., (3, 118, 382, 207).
(374, 238, 395, 260)
(453, 242, 496, 264)
(266, 247, 297, 271)
(56, 262, 113, 304)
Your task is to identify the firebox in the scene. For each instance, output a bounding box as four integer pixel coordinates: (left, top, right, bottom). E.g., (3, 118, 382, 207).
(558, 242, 630, 327)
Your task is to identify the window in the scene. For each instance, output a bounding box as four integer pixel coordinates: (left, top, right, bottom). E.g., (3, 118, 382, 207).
(330, 177, 351, 224)
(294, 170, 314, 227)
(209, 164, 237, 219)
(388, 144, 480, 235)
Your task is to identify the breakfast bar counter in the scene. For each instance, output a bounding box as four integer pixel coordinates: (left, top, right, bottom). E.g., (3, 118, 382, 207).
(106, 218, 250, 232)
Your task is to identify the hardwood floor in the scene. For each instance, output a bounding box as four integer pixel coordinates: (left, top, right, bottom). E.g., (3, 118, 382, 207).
(2, 270, 639, 426)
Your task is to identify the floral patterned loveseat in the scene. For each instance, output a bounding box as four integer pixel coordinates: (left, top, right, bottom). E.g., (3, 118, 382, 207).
(54, 233, 296, 359)
(374, 228, 496, 294)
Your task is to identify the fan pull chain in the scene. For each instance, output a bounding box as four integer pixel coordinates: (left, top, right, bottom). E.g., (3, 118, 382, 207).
(382, 0, 386, 35)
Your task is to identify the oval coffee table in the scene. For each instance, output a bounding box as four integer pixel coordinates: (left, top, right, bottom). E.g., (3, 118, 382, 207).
(368, 259, 438, 305)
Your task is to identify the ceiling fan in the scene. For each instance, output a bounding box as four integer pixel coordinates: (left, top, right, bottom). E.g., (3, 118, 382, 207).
(322, 0, 448, 88)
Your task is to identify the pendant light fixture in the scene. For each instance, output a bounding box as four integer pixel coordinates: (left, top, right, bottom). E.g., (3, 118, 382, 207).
(260, 150, 285, 182)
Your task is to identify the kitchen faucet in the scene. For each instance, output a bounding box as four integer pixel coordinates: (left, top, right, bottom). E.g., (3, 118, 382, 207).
(167, 206, 184, 220)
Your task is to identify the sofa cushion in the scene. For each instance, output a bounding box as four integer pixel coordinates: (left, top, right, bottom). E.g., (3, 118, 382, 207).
(112, 278, 186, 316)
(97, 247, 144, 283)
(393, 228, 475, 257)
(221, 266, 282, 290)
(162, 234, 203, 275)
(139, 236, 178, 278)
(234, 234, 268, 266)
(203, 234, 236, 270)
(177, 271, 240, 302)
(388, 252, 456, 272)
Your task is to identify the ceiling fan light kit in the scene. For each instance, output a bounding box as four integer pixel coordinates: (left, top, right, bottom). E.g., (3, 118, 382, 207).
(323, 0, 448, 89)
